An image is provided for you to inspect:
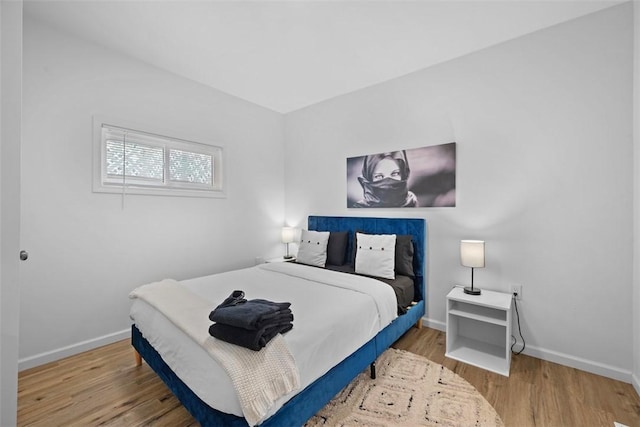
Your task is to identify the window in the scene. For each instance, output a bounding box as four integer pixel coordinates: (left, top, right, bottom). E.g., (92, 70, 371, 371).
(93, 118, 224, 198)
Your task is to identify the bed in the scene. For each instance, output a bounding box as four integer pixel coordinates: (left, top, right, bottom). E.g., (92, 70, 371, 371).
(130, 215, 426, 426)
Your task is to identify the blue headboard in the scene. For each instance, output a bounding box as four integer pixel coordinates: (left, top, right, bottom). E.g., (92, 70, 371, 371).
(308, 216, 426, 302)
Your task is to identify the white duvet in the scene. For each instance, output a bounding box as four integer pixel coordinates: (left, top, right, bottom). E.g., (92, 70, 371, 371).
(129, 262, 397, 422)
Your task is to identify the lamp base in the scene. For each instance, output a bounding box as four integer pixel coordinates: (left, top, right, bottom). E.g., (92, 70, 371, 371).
(463, 286, 481, 295)
(283, 255, 294, 260)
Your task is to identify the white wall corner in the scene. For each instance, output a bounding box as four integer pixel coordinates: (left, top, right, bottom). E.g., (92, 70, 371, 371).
(633, 0, 640, 400)
(0, 1, 23, 426)
(422, 316, 446, 332)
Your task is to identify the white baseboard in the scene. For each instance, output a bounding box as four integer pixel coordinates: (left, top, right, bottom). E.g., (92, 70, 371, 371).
(632, 371, 640, 397)
(18, 328, 130, 371)
(512, 344, 632, 383)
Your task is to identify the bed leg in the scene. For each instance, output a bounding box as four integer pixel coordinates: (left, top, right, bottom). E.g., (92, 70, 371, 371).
(134, 349, 142, 367)
(415, 318, 423, 329)
(370, 362, 376, 379)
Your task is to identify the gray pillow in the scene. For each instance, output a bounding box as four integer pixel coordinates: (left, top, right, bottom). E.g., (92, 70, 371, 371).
(326, 231, 349, 266)
(394, 235, 415, 278)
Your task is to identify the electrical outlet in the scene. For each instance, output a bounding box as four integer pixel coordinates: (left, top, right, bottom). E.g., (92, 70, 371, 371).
(511, 284, 523, 300)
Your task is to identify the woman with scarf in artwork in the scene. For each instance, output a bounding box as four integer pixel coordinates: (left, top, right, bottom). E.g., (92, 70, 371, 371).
(352, 151, 418, 208)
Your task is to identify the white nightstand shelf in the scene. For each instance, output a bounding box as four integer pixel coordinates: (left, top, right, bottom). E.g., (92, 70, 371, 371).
(446, 286, 513, 377)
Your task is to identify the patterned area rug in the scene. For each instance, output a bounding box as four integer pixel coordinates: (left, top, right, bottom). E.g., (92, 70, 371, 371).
(306, 348, 504, 426)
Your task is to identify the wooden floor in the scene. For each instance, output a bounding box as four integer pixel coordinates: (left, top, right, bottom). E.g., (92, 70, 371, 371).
(17, 327, 640, 427)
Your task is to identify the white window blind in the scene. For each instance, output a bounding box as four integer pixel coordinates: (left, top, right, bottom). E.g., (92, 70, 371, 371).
(94, 119, 224, 198)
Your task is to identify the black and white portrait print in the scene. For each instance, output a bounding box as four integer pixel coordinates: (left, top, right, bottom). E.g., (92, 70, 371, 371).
(347, 142, 456, 208)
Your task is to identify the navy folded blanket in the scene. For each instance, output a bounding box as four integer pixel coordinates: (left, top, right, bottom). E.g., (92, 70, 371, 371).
(209, 298, 292, 331)
(209, 322, 294, 351)
(209, 292, 294, 350)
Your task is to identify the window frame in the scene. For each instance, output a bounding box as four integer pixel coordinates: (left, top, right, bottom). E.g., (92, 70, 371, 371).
(92, 116, 226, 198)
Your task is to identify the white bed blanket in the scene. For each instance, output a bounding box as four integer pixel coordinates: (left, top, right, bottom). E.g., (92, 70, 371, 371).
(129, 279, 300, 426)
(129, 263, 397, 423)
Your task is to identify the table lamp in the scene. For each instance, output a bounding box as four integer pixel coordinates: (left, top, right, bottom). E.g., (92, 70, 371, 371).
(281, 227, 296, 259)
(460, 240, 485, 295)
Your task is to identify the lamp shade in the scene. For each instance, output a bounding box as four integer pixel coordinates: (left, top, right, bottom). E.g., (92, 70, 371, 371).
(460, 240, 485, 268)
(281, 227, 296, 244)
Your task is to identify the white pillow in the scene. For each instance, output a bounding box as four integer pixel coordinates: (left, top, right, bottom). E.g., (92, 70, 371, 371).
(355, 233, 396, 280)
(296, 230, 330, 267)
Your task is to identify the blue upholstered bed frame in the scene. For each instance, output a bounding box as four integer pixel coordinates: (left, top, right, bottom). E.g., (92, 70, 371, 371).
(131, 216, 426, 426)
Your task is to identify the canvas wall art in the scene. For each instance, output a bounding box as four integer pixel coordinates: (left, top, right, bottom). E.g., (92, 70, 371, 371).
(347, 142, 456, 208)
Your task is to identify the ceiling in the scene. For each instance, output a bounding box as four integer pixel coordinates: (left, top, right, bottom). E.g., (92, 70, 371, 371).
(24, 0, 623, 113)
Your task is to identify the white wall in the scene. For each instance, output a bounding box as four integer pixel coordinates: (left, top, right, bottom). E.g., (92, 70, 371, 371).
(20, 16, 286, 367)
(285, 4, 634, 381)
(1, 1, 23, 423)
(633, 0, 640, 396)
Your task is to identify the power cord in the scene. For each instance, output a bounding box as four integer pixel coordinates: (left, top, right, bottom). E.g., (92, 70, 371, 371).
(511, 292, 526, 355)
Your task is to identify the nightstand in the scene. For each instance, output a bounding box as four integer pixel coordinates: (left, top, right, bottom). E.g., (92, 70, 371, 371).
(265, 257, 296, 263)
(445, 286, 513, 376)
